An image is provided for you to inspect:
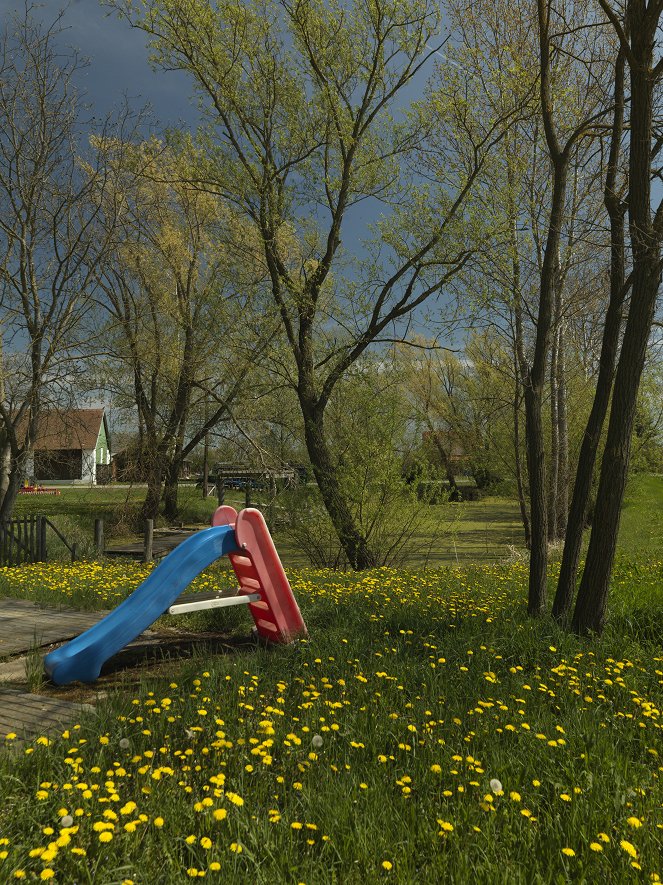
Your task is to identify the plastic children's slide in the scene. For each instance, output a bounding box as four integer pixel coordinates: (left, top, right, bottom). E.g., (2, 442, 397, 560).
(44, 508, 307, 685)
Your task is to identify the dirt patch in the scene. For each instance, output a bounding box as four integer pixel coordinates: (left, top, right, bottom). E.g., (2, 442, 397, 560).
(35, 630, 259, 703)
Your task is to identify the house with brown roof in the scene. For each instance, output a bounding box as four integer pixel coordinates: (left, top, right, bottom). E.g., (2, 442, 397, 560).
(25, 409, 111, 485)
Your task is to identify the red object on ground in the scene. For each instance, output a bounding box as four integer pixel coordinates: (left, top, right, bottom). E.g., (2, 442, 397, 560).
(212, 505, 307, 644)
(18, 485, 61, 495)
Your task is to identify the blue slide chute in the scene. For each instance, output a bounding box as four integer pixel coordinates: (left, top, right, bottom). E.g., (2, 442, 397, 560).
(44, 525, 239, 685)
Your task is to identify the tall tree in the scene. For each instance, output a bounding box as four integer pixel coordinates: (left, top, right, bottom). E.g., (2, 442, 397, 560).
(109, 0, 518, 567)
(552, 48, 628, 622)
(90, 139, 268, 521)
(0, 9, 120, 518)
(526, 0, 612, 614)
(572, 0, 663, 635)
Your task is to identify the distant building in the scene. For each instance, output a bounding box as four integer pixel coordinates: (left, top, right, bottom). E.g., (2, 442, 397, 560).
(24, 409, 111, 485)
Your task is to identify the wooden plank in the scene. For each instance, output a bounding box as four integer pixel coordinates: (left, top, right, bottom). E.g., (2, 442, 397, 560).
(0, 691, 95, 743)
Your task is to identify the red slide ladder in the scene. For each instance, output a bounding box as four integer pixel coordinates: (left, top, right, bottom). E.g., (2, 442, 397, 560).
(212, 506, 307, 643)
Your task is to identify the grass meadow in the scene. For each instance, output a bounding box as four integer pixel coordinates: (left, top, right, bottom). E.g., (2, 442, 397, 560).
(0, 476, 661, 883)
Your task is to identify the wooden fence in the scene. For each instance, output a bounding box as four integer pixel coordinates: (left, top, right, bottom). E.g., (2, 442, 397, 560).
(0, 515, 76, 566)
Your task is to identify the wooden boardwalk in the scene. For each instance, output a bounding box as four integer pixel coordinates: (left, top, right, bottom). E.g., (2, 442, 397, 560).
(0, 689, 95, 744)
(0, 598, 105, 658)
(0, 598, 105, 745)
(104, 529, 197, 560)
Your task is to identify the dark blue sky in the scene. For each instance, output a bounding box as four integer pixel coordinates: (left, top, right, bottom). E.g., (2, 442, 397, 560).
(18, 0, 200, 126)
(14, 1, 451, 344)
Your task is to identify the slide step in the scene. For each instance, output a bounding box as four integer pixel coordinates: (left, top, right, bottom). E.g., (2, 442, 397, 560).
(168, 592, 260, 615)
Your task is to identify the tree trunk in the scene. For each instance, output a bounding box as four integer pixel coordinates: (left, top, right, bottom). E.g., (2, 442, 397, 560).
(141, 456, 163, 523)
(555, 323, 569, 538)
(552, 49, 626, 623)
(527, 3, 573, 616)
(429, 432, 460, 500)
(525, 154, 568, 616)
(548, 322, 560, 541)
(202, 431, 209, 498)
(524, 382, 548, 615)
(513, 379, 531, 549)
(572, 21, 660, 635)
(162, 460, 180, 522)
(0, 440, 12, 510)
(301, 401, 376, 570)
(0, 459, 24, 522)
(509, 204, 531, 550)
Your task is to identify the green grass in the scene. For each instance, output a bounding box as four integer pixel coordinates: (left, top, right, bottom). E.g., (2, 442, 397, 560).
(619, 474, 663, 557)
(0, 476, 659, 881)
(12, 482, 527, 567)
(13, 470, 661, 568)
(0, 557, 661, 883)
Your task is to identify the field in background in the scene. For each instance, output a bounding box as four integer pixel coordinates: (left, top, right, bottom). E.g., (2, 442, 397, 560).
(12, 474, 662, 567)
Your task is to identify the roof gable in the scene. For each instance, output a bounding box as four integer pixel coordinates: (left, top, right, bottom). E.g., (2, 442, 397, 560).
(32, 409, 106, 452)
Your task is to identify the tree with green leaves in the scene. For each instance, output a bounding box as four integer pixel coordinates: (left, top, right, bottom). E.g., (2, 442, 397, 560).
(0, 9, 126, 519)
(107, 0, 519, 567)
(571, 0, 663, 635)
(89, 138, 270, 521)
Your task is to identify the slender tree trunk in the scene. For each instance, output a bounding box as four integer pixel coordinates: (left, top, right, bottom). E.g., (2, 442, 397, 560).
(555, 323, 569, 538)
(525, 153, 569, 616)
(552, 50, 627, 623)
(548, 322, 560, 541)
(527, 1, 574, 616)
(0, 460, 24, 522)
(572, 257, 660, 634)
(524, 381, 548, 614)
(202, 431, 209, 498)
(572, 18, 661, 635)
(0, 404, 39, 522)
(513, 383, 531, 549)
(301, 400, 375, 570)
(507, 159, 531, 550)
(0, 441, 11, 507)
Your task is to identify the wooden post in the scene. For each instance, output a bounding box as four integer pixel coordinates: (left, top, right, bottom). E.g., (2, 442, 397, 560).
(245, 479, 252, 509)
(143, 519, 154, 563)
(29, 515, 35, 563)
(38, 516, 47, 562)
(216, 475, 225, 506)
(17, 518, 22, 565)
(94, 518, 104, 556)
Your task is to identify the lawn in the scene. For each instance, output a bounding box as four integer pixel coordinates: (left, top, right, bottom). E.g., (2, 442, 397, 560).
(0, 476, 660, 882)
(11, 480, 528, 567)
